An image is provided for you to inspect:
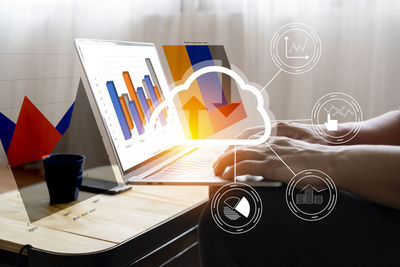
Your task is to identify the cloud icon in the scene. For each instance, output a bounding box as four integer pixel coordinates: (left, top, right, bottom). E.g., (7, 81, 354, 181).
(148, 66, 271, 145)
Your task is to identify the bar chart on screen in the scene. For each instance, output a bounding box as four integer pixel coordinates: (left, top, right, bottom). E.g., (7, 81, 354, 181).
(104, 58, 168, 142)
(77, 40, 185, 171)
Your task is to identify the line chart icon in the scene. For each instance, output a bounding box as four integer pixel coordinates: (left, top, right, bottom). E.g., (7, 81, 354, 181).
(270, 23, 321, 74)
(284, 35, 309, 60)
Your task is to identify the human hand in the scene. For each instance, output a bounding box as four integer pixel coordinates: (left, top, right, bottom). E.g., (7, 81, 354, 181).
(213, 136, 338, 188)
(274, 122, 329, 145)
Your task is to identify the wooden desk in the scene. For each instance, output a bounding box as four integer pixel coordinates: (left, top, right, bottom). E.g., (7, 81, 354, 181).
(0, 182, 208, 266)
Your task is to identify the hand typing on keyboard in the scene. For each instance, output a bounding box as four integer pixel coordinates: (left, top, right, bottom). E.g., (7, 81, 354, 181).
(212, 125, 337, 188)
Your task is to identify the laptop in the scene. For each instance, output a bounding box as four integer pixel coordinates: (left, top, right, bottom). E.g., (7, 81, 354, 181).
(74, 39, 281, 187)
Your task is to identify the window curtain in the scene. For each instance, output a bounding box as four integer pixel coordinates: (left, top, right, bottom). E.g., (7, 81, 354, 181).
(0, 0, 398, 129)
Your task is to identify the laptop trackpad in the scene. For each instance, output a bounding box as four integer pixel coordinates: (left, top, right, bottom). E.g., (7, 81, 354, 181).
(236, 175, 264, 183)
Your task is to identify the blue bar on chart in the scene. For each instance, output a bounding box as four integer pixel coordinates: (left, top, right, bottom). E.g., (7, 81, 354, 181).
(106, 81, 132, 140)
(143, 75, 158, 105)
(145, 58, 165, 101)
(136, 87, 152, 121)
(143, 75, 166, 126)
(128, 101, 145, 135)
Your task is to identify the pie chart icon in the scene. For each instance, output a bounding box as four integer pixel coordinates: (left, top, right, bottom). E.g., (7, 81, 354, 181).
(223, 196, 251, 220)
(211, 182, 263, 234)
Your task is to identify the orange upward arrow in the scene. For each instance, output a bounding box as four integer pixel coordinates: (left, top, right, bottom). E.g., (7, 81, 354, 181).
(182, 96, 207, 139)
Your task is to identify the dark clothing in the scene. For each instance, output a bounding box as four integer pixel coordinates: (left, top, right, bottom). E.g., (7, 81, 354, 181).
(198, 186, 400, 267)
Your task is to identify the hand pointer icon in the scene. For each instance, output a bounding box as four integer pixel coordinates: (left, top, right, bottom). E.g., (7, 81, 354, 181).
(324, 113, 338, 131)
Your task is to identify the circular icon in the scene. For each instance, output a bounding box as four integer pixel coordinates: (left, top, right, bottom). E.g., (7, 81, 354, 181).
(211, 182, 263, 234)
(270, 23, 321, 74)
(311, 92, 362, 144)
(286, 169, 337, 221)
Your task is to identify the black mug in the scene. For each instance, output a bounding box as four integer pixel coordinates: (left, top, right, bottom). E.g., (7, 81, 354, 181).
(43, 153, 85, 204)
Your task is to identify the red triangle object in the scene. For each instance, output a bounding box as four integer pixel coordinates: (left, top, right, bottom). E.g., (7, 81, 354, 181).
(6, 97, 62, 167)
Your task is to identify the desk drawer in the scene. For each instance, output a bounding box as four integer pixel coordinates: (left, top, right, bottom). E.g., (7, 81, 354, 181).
(22, 201, 207, 267)
(130, 226, 199, 267)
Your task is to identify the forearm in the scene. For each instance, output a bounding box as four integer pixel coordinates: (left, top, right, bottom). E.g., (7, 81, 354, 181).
(332, 145, 400, 209)
(336, 110, 400, 145)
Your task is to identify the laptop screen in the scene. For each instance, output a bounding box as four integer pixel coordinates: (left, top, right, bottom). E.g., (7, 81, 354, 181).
(75, 39, 185, 173)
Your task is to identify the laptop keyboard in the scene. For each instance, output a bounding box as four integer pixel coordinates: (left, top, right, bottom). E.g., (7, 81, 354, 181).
(145, 150, 218, 181)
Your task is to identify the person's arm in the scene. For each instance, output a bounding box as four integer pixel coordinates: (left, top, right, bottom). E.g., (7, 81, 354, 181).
(273, 110, 400, 145)
(334, 144, 400, 209)
(213, 138, 400, 209)
(336, 110, 400, 145)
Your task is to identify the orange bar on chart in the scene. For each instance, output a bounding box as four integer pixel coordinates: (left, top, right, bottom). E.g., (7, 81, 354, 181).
(122, 71, 146, 125)
(119, 96, 134, 130)
(153, 86, 168, 118)
(147, 98, 154, 113)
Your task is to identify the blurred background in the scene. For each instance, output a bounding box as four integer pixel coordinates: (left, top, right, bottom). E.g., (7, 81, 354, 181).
(0, 0, 399, 137)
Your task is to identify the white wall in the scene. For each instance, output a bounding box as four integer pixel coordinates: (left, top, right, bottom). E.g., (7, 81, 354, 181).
(0, 0, 398, 131)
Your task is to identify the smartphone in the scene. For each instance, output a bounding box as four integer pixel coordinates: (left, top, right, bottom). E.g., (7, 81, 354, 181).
(81, 177, 132, 195)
